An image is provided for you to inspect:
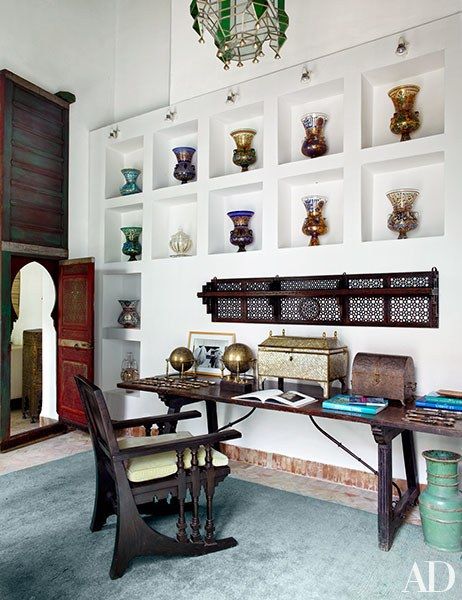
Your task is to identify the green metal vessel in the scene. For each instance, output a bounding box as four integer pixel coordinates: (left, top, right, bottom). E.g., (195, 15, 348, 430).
(419, 450, 462, 552)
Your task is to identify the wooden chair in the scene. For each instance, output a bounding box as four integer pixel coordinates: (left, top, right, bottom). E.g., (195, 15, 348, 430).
(74, 376, 242, 579)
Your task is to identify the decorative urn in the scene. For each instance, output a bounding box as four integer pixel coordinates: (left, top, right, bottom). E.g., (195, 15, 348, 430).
(172, 146, 196, 184)
(227, 210, 254, 252)
(169, 227, 192, 257)
(301, 196, 328, 246)
(117, 300, 140, 329)
(119, 168, 142, 196)
(419, 450, 462, 552)
(120, 352, 139, 382)
(230, 129, 257, 172)
(121, 226, 142, 261)
(301, 113, 328, 158)
(388, 84, 420, 142)
(386, 189, 419, 239)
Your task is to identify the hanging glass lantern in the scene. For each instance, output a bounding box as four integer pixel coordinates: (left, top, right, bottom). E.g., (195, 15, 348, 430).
(190, 1, 289, 69)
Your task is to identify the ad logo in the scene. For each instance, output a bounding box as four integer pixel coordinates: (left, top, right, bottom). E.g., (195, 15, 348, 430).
(403, 561, 455, 593)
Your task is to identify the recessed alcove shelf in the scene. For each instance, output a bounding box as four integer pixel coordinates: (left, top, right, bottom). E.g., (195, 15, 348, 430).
(104, 202, 143, 263)
(101, 339, 141, 391)
(209, 102, 264, 178)
(152, 193, 197, 259)
(361, 151, 444, 242)
(105, 136, 144, 199)
(101, 272, 141, 329)
(278, 169, 344, 249)
(361, 51, 445, 149)
(278, 78, 344, 165)
(153, 120, 198, 190)
(209, 182, 263, 255)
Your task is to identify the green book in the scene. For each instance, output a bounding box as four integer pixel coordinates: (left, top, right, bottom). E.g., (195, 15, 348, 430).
(425, 392, 462, 405)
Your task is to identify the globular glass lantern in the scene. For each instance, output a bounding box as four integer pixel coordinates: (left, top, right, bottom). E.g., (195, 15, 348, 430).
(190, 0, 289, 69)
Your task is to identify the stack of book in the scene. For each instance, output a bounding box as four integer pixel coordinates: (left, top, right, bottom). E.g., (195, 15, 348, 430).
(416, 391, 462, 413)
(322, 394, 388, 415)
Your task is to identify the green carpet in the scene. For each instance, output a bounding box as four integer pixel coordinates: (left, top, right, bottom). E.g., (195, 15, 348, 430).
(0, 452, 461, 600)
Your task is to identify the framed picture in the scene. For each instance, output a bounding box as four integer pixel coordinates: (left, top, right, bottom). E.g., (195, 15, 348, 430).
(188, 331, 236, 376)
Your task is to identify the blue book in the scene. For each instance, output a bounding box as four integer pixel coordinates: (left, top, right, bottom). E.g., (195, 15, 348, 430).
(424, 392, 462, 406)
(330, 394, 387, 406)
(322, 398, 387, 415)
(416, 400, 462, 412)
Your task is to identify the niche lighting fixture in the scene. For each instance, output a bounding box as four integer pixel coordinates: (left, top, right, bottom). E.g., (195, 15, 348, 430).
(395, 36, 408, 57)
(226, 89, 239, 104)
(190, 0, 289, 70)
(108, 125, 120, 140)
(165, 107, 177, 122)
(300, 66, 311, 84)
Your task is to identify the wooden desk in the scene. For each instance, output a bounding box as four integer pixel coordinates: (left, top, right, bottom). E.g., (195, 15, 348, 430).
(118, 377, 462, 551)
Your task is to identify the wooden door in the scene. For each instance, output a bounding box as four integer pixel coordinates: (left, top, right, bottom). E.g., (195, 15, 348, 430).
(57, 258, 94, 427)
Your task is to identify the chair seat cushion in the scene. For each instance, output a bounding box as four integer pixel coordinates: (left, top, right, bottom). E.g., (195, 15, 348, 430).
(118, 431, 229, 483)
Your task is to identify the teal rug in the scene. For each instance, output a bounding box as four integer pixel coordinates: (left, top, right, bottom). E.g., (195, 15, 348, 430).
(0, 452, 461, 600)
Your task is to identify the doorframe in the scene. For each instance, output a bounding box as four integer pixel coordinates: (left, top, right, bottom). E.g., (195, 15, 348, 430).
(0, 252, 66, 451)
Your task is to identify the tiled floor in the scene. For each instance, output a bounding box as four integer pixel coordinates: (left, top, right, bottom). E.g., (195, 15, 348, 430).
(0, 430, 421, 525)
(10, 409, 43, 436)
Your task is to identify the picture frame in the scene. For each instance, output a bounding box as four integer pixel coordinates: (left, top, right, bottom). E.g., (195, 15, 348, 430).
(188, 331, 236, 376)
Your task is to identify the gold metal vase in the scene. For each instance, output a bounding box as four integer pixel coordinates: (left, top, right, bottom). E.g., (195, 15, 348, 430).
(301, 196, 328, 246)
(386, 189, 419, 239)
(230, 128, 257, 172)
(388, 84, 420, 142)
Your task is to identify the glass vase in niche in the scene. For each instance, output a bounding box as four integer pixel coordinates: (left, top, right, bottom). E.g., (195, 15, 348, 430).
(301, 196, 328, 246)
(119, 168, 141, 196)
(388, 84, 420, 142)
(120, 352, 139, 382)
(301, 113, 328, 158)
(117, 300, 140, 329)
(121, 226, 142, 261)
(169, 227, 192, 257)
(227, 210, 254, 252)
(230, 129, 257, 172)
(172, 147, 196, 184)
(386, 189, 419, 239)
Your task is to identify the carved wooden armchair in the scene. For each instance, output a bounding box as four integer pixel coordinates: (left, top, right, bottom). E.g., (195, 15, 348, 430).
(74, 376, 241, 579)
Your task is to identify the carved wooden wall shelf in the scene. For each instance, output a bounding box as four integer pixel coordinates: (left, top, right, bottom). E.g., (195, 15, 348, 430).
(198, 269, 439, 328)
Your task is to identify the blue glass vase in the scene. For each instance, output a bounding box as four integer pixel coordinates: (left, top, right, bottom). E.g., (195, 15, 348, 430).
(172, 147, 196, 184)
(120, 168, 141, 196)
(227, 210, 254, 252)
(121, 227, 142, 261)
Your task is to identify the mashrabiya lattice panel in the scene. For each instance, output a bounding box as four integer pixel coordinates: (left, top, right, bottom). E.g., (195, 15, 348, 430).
(198, 269, 439, 328)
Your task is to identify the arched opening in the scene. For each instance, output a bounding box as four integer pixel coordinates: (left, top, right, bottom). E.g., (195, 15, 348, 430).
(10, 262, 57, 436)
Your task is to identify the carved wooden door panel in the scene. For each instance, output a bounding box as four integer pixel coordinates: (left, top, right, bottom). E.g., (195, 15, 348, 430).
(57, 258, 94, 427)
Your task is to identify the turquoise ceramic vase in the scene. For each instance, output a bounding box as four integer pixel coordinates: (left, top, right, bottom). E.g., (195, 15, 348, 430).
(120, 168, 141, 196)
(121, 227, 142, 261)
(419, 450, 462, 552)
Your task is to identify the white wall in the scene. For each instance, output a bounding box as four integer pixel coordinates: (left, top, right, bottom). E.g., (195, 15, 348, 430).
(114, 0, 171, 121)
(170, 0, 462, 102)
(0, 0, 117, 258)
(10, 263, 57, 420)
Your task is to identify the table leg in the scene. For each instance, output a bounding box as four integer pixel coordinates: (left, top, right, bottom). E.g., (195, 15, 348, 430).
(377, 437, 393, 551)
(371, 425, 418, 551)
(205, 400, 218, 433)
(401, 429, 418, 495)
(163, 396, 186, 433)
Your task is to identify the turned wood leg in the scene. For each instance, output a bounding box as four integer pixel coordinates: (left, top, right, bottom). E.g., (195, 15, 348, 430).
(190, 448, 202, 543)
(204, 446, 216, 545)
(176, 449, 189, 543)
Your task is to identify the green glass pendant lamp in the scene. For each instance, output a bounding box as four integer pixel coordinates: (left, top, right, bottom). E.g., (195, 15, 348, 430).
(190, 0, 289, 69)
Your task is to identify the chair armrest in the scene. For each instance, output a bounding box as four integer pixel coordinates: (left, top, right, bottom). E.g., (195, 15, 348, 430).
(111, 410, 201, 431)
(114, 428, 242, 461)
